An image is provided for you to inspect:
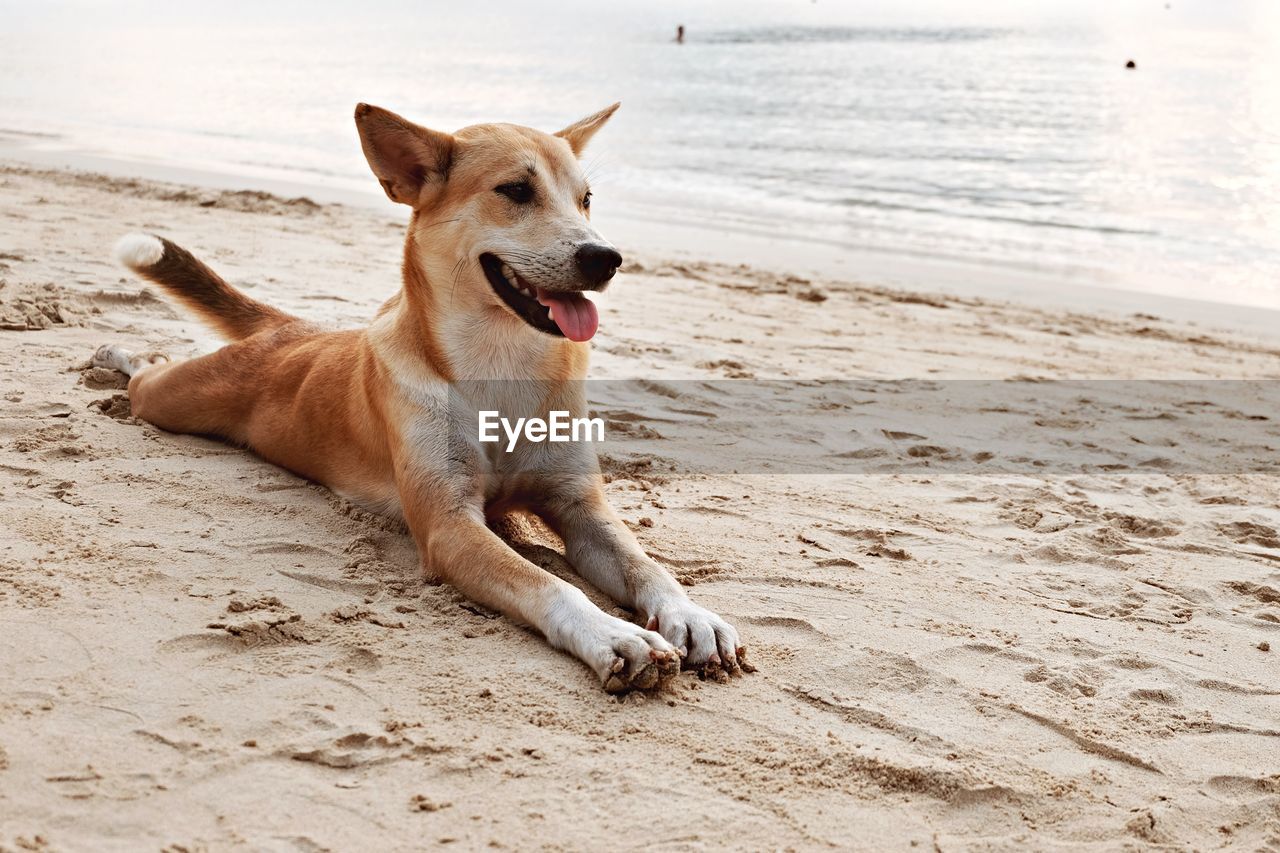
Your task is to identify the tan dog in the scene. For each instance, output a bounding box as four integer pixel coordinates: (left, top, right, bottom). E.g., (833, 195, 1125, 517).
(94, 103, 750, 692)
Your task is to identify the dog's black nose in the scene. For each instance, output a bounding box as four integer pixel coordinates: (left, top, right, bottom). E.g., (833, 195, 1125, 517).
(575, 243, 623, 286)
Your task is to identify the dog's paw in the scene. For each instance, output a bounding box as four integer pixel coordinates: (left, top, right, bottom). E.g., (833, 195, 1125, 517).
(566, 611, 678, 693)
(92, 344, 169, 378)
(596, 618, 680, 693)
(546, 590, 679, 693)
(91, 344, 126, 371)
(646, 598, 754, 678)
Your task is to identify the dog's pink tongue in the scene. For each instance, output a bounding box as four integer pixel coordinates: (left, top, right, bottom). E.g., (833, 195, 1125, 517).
(536, 290, 598, 342)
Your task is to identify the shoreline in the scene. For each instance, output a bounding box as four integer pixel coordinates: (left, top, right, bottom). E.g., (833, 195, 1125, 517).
(6, 139, 1280, 344)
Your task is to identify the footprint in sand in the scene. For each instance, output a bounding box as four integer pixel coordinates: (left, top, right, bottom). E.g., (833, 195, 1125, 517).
(1222, 578, 1280, 626)
(1020, 572, 1194, 625)
(1022, 662, 1110, 698)
(282, 728, 445, 769)
(1218, 521, 1280, 549)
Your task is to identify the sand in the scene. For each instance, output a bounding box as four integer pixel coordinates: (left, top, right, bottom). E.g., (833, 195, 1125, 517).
(1, 161, 1278, 851)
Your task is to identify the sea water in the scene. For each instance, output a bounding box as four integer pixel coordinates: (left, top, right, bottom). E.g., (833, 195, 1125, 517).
(2, 1, 1277, 307)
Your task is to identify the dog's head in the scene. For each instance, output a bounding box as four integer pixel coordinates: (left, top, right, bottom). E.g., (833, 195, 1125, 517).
(354, 103, 621, 343)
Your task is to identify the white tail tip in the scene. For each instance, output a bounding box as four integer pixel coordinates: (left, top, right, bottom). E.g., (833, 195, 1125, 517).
(114, 233, 164, 269)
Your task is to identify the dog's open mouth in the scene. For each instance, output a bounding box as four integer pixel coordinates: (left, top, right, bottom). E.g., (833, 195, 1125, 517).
(479, 253, 599, 342)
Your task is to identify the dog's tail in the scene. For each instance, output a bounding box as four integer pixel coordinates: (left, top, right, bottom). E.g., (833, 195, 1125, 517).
(114, 233, 297, 341)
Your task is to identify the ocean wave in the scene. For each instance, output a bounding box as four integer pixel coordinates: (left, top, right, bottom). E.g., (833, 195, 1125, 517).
(699, 26, 1016, 46)
(829, 196, 1155, 236)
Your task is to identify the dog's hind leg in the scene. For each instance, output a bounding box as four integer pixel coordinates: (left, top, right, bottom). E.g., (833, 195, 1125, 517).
(93, 338, 265, 440)
(111, 344, 260, 440)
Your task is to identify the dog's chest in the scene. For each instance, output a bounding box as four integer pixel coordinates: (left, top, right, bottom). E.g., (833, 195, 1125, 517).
(377, 319, 589, 510)
(396, 374, 558, 488)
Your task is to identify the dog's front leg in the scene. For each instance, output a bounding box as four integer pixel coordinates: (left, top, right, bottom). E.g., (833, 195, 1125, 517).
(539, 484, 752, 675)
(396, 472, 679, 692)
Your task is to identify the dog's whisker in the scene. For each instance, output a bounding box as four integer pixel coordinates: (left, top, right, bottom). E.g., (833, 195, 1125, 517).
(583, 153, 610, 185)
(455, 256, 476, 306)
(448, 255, 467, 307)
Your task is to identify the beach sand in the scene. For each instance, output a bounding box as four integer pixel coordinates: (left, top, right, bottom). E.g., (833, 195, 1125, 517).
(1, 161, 1278, 851)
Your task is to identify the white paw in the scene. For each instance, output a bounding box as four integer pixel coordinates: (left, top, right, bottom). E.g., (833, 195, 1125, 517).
(91, 344, 168, 377)
(645, 597, 754, 677)
(546, 590, 680, 693)
(92, 344, 130, 373)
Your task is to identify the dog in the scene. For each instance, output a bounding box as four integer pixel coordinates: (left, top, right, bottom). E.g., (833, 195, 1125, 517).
(94, 103, 751, 692)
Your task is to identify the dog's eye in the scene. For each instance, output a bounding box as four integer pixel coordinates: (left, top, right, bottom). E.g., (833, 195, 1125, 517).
(495, 182, 534, 204)
(582, 191, 592, 209)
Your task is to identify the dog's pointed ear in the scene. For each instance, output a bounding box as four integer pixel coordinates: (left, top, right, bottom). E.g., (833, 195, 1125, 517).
(354, 103, 455, 207)
(554, 102, 620, 157)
